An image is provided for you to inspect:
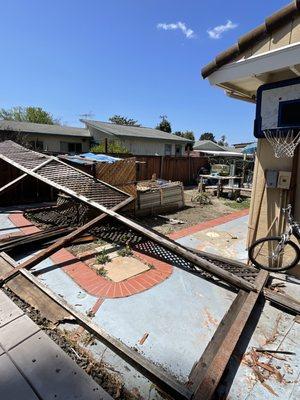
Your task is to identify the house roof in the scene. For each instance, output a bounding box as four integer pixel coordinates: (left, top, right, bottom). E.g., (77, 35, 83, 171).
(201, 1, 300, 79)
(193, 140, 226, 151)
(232, 142, 256, 148)
(0, 120, 90, 138)
(82, 119, 193, 143)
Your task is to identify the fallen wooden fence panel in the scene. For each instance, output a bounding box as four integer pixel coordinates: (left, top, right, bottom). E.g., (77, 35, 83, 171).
(0, 141, 255, 292)
(0, 198, 132, 286)
(1, 252, 192, 400)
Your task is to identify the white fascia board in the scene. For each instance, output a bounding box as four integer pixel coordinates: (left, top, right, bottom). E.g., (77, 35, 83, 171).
(199, 150, 245, 157)
(208, 42, 300, 86)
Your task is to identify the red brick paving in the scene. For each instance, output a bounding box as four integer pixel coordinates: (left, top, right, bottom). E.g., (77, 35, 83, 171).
(169, 208, 249, 240)
(7, 207, 248, 299)
(91, 297, 105, 314)
(9, 212, 40, 235)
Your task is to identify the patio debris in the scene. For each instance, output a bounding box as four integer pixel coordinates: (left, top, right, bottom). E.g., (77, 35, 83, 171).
(157, 215, 185, 225)
(242, 348, 287, 396)
(255, 348, 296, 356)
(139, 333, 149, 345)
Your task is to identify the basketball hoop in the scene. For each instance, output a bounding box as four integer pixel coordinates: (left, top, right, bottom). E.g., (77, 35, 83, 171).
(264, 129, 300, 158)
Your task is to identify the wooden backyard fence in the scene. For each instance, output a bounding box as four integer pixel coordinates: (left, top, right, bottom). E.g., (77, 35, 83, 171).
(135, 155, 208, 185)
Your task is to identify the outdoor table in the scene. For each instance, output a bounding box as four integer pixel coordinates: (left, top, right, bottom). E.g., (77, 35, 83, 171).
(198, 174, 243, 198)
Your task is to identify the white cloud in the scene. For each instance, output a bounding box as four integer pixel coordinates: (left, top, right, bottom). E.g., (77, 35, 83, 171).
(157, 22, 195, 39)
(207, 20, 238, 39)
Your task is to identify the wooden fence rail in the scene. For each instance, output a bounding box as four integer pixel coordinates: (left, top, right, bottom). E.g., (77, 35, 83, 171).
(135, 155, 208, 185)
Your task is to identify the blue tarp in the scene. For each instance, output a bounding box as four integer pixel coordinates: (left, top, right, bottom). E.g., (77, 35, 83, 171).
(62, 153, 121, 165)
(80, 153, 121, 163)
(242, 143, 257, 154)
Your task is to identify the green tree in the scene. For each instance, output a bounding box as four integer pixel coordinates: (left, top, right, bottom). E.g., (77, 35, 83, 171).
(91, 140, 129, 154)
(0, 106, 59, 124)
(217, 134, 228, 147)
(174, 130, 195, 141)
(199, 132, 216, 142)
(109, 115, 140, 126)
(156, 115, 171, 133)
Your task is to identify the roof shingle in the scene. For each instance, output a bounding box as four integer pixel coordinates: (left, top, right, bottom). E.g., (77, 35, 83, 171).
(0, 120, 90, 138)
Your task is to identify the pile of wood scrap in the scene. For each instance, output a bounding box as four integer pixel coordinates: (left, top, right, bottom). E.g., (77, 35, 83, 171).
(136, 179, 185, 215)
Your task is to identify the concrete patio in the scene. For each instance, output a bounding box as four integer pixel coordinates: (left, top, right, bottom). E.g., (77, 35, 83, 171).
(1, 207, 299, 399)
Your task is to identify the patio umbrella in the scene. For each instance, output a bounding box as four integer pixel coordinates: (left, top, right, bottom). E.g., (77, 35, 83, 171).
(242, 142, 257, 154)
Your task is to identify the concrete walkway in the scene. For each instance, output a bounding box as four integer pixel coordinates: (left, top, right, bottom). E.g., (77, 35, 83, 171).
(0, 290, 112, 400)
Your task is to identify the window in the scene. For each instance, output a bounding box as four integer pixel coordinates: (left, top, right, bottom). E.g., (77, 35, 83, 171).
(175, 145, 182, 156)
(29, 140, 44, 151)
(278, 99, 300, 128)
(164, 144, 172, 156)
(60, 142, 82, 154)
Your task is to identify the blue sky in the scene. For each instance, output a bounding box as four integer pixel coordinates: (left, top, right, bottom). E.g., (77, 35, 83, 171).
(0, 0, 289, 144)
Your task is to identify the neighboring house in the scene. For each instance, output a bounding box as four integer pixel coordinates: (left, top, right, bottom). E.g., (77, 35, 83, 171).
(0, 120, 91, 154)
(0, 119, 192, 156)
(81, 119, 191, 156)
(189, 140, 226, 156)
(193, 140, 226, 152)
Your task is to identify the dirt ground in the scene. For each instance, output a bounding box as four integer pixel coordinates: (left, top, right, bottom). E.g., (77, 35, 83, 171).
(136, 187, 250, 235)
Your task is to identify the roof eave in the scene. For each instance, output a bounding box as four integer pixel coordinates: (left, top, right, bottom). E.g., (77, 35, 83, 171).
(202, 1, 300, 79)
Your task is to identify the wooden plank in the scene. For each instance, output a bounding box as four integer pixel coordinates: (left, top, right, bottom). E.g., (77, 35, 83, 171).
(0, 227, 74, 252)
(263, 287, 300, 315)
(192, 270, 269, 399)
(0, 197, 133, 286)
(3, 255, 192, 400)
(0, 252, 71, 323)
(188, 247, 252, 270)
(188, 290, 248, 389)
(0, 153, 255, 292)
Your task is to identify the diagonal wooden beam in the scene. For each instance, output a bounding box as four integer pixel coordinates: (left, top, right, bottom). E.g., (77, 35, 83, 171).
(0, 197, 133, 286)
(191, 270, 269, 400)
(0, 153, 255, 292)
(0, 157, 52, 196)
(0, 252, 192, 400)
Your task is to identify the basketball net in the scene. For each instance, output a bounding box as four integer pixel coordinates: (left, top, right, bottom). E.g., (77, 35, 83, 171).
(264, 129, 300, 158)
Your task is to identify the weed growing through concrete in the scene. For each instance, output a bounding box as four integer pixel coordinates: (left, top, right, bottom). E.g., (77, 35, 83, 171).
(96, 266, 107, 277)
(96, 249, 110, 265)
(117, 244, 133, 257)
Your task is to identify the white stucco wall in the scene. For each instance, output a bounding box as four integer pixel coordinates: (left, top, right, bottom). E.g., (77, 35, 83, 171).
(120, 138, 184, 156)
(27, 134, 90, 153)
(91, 128, 186, 156)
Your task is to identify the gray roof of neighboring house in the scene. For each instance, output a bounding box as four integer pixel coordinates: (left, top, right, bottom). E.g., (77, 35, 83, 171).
(0, 120, 91, 138)
(193, 140, 226, 151)
(82, 119, 192, 143)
